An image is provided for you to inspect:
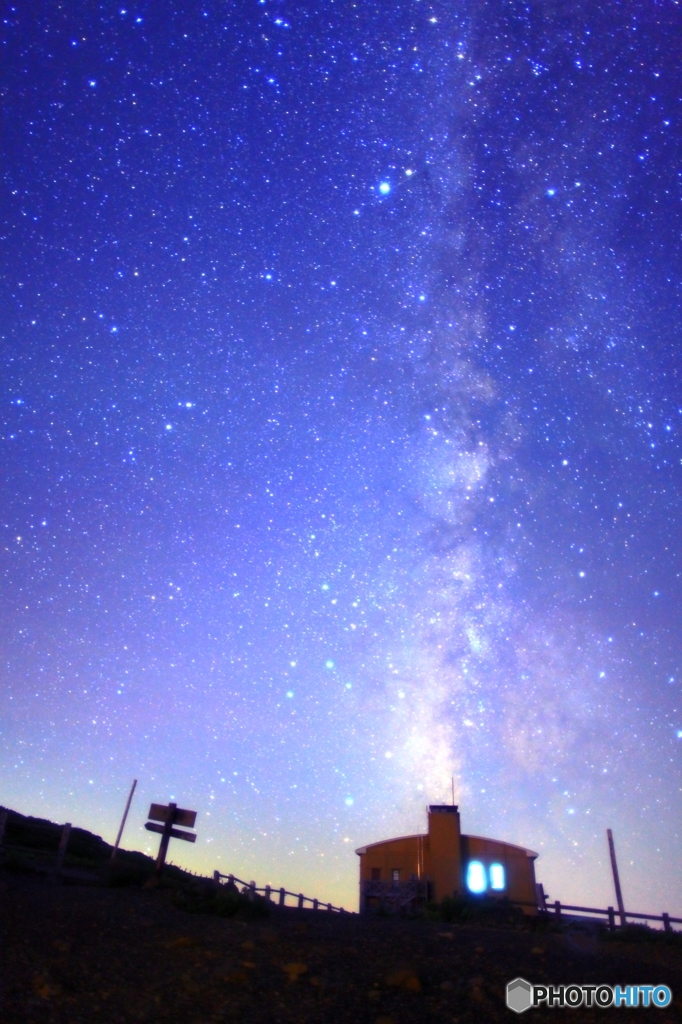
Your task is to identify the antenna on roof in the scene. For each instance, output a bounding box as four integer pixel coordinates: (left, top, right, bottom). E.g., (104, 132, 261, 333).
(451, 776, 455, 806)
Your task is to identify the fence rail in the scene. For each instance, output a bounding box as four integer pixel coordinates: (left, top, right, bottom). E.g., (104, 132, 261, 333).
(513, 898, 681, 933)
(213, 871, 349, 914)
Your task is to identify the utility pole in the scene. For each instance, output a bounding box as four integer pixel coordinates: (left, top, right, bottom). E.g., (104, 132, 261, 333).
(607, 828, 626, 928)
(111, 779, 137, 861)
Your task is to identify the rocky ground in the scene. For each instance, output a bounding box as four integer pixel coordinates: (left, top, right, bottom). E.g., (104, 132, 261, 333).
(1, 871, 681, 1024)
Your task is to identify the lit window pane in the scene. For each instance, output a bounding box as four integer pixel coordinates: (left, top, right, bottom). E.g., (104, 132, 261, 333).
(490, 863, 505, 890)
(466, 860, 487, 893)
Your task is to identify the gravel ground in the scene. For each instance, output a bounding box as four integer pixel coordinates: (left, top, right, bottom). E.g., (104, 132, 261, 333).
(1, 871, 681, 1024)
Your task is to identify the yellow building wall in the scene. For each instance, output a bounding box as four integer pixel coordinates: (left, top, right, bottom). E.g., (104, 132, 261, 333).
(358, 834, 423, 884)
(427, 806, 462, 902)
(461, 835, 537, 913)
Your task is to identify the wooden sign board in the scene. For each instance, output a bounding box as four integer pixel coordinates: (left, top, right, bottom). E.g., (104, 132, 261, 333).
(145, 821, 196, 843)
(148, 803, 197, 829)
(147, 800, 199, 876)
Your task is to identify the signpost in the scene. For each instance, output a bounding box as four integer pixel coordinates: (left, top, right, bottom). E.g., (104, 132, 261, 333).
(145, 802, 197, 876)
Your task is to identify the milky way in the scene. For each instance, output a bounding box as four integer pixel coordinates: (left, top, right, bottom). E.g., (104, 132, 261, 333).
(2, 1, 681, 913)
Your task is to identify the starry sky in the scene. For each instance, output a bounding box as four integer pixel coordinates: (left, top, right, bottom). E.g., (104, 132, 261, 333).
(2, 0, 681, 915)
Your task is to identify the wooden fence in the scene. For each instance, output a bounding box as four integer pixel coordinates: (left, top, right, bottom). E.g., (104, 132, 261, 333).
(209, 872, 681, 928)
(213, 871, 349, 914)
(514, 897, 681, 933)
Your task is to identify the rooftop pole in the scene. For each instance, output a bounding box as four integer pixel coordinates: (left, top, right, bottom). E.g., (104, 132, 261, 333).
(607, 828, 626, 928)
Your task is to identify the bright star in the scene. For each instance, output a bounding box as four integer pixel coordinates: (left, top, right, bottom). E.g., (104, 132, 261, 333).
(378, 182, 391, 194)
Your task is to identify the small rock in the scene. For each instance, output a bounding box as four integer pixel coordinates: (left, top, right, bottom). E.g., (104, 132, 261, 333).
(385, 968, 421, 992)
(221, 969, 249, 986)
(282, 962, 308, 982)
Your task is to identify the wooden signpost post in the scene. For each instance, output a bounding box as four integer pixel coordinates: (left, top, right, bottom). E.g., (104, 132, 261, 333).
(145, 802, 197, 876)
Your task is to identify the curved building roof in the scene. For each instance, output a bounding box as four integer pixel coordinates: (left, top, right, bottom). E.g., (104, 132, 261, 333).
(355, 832, 425, 856)
(355, 832, 538, 859)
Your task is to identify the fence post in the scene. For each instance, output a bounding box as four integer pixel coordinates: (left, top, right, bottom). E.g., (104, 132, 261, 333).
(265, 885, 271, 901)
(554, 900, 561, 923)
(607, 907, 616, 931)
(662, 913, 671, 933)
(313, 898, 319, 911)
(536, 882, 548, 912)
(54, 822, 72, 878)
(298, 893, 304, 909)
(279, 887, 285, 906)
(327, 902, 332, 912)
(213, 870, 221, 888)
(0, 808, 8, 847)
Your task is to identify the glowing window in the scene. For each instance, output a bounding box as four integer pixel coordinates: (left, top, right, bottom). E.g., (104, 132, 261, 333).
(391, 869, 400, 883)
(466, 860, 487, 893)
(489, 863, 505, 890)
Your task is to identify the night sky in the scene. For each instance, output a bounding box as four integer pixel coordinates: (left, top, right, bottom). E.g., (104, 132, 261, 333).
(2, 0, 681, 915)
